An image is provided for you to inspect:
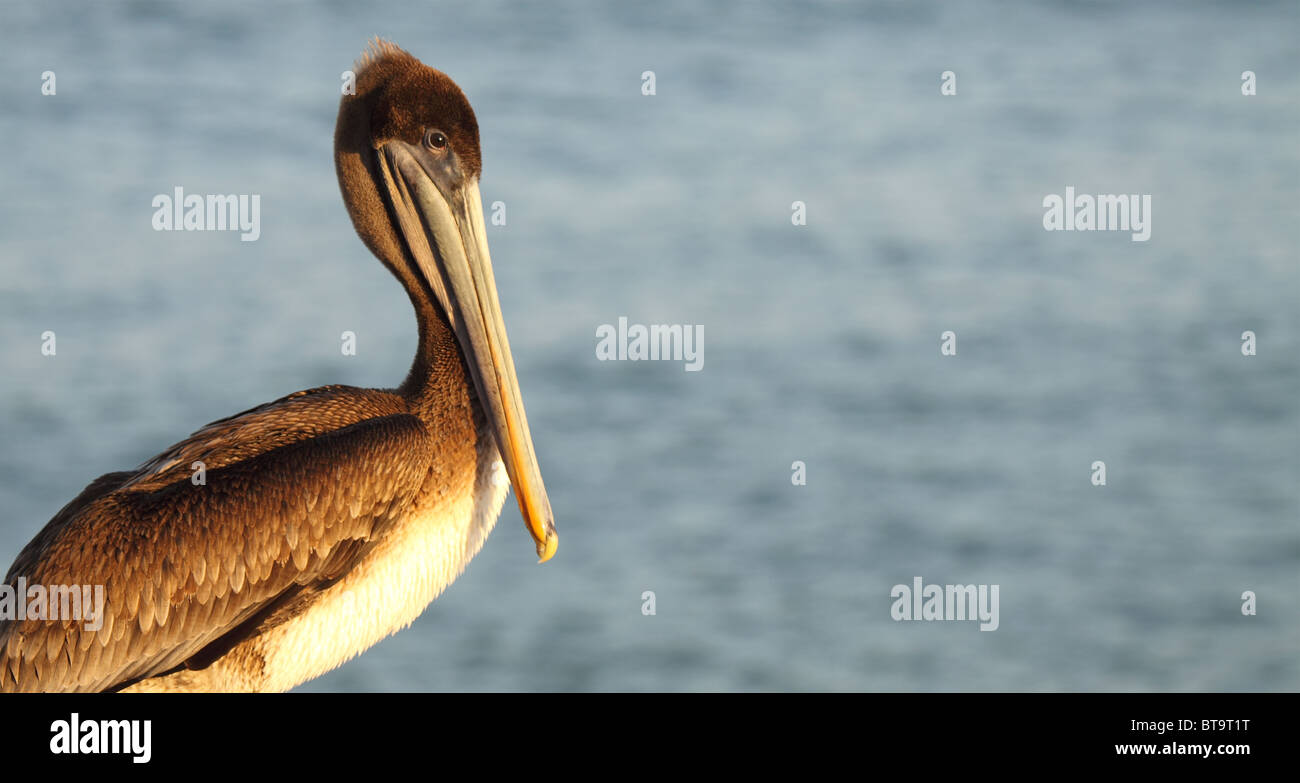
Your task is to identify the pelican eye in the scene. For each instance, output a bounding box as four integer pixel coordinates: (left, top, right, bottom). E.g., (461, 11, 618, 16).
(423, 129, 448, 150)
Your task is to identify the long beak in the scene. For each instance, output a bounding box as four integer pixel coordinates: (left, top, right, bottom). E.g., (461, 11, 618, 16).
(378, 143, 557, 562)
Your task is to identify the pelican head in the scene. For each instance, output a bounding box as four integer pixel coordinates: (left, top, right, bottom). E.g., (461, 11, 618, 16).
(333, 41, 556, 562)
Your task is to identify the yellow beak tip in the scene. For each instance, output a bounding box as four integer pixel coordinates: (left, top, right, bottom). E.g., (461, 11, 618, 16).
(535, 533, 558, 564)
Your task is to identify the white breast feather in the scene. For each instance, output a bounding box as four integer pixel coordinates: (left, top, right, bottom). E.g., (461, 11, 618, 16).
(250, 438, 509, 691)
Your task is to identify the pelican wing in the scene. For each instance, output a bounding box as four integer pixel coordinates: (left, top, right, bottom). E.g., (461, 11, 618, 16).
(0, 386, 435, 692)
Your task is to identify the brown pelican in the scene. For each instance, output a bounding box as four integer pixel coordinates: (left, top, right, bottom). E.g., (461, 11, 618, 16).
(0, 40, 557, 692)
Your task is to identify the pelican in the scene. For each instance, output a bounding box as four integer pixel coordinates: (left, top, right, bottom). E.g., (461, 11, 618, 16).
(0, 41, 557, 692)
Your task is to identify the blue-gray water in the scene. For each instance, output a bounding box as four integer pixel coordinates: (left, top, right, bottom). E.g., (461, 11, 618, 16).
(0, 1, 1296, 691)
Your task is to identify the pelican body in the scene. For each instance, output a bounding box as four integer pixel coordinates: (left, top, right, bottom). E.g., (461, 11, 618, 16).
(0, 41, 557, 692)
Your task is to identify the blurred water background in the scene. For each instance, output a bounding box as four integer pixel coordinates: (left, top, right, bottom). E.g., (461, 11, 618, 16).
(0, 0, 1296, 691)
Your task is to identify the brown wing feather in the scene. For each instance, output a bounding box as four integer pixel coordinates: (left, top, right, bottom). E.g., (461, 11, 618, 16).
(0, 386, 435, 692)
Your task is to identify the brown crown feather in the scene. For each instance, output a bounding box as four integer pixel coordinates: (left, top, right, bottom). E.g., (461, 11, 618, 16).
(350, 38, 481, 178)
